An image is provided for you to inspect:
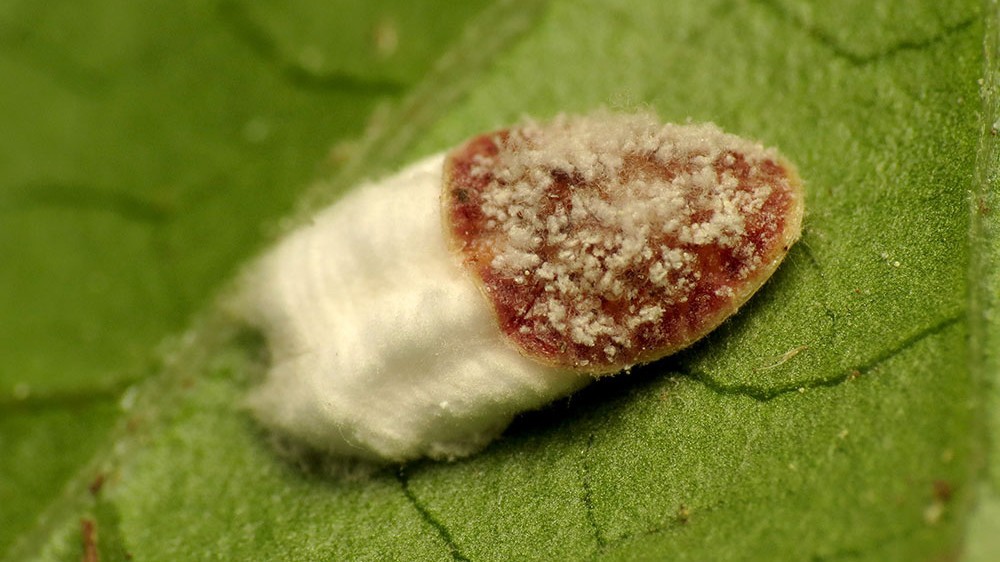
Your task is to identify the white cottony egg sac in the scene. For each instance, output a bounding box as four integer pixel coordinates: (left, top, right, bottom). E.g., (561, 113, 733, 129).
(237, 154, 587, 462)
(236, 112, 805, 463)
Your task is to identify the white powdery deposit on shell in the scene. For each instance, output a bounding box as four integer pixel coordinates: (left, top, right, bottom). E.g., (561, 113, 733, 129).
(474, 113, 778, 362)
(236, 155, 587, 462)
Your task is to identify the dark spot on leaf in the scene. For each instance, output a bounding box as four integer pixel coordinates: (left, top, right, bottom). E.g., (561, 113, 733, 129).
(932, 480, 953, 503)
(81, 518, 98, 562)
(88, 473, 105, 496)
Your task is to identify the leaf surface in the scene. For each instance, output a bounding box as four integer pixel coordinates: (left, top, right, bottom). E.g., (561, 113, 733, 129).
(2, 0, 996, 560)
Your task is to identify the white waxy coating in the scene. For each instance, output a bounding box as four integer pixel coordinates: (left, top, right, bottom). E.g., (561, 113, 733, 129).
(237, 155, 587, 462)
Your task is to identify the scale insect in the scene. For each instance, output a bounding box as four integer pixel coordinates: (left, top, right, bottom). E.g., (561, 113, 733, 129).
(236, 111, 804, 462)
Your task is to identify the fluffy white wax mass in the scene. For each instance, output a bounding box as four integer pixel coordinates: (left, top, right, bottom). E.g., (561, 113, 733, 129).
(238, 154, 587, 462)
(237, 112, 804, 462)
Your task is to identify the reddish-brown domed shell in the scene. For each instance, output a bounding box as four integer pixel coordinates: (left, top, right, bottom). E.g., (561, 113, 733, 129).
(443, 112, 804, 374)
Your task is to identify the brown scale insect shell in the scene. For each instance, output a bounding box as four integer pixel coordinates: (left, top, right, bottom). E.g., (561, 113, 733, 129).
(442, 117, 805, 375)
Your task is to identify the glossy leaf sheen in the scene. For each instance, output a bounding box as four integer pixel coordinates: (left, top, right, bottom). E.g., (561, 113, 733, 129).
(2, 0, 996, 560)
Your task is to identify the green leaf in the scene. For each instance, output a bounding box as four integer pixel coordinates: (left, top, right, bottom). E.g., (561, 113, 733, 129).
(0, 0, 492, 555)
(2, 0, 996, 560)
(965, 4, 1000, 560)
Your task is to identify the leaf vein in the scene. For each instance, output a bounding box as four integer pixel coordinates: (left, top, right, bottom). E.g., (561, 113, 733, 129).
(753, 0, 978, 65)
(215, 0, 406, 95)
(396, 467, 472, 562)
(689, 314, 962, 401)
(579, 432, 606, 559)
